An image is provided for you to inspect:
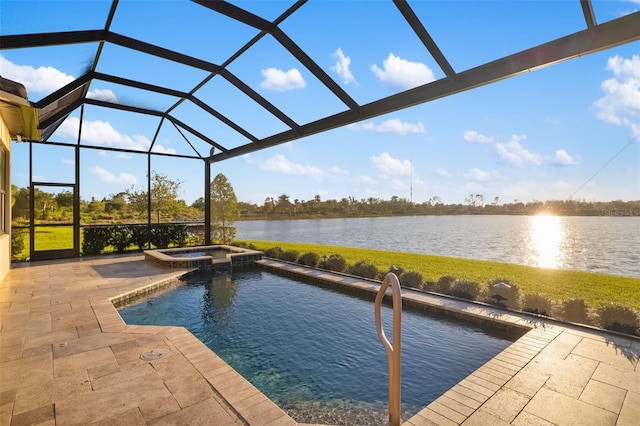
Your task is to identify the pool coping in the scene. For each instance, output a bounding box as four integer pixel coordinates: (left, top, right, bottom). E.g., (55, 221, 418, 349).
(143, 245, 263, 270)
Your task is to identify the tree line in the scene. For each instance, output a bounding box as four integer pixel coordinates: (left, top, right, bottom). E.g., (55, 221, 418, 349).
(241, 194, 640, 219)
(11, 175, 640, 226)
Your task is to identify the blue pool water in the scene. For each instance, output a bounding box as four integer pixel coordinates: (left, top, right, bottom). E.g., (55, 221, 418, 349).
(166, 249, 230, 259)
(117, 269, 518, 424)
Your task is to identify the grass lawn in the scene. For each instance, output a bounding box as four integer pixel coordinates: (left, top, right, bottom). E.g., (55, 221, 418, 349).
(12, 226, 75, 257)
(242, 240, 640, 312)
(11, 227, 639, 312)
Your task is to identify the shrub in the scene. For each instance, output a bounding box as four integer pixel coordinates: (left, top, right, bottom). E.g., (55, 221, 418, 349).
(486, 278, 520, 309)
(149, 225, 171, 249)
(596, 303, 640, 335)
(318, 254, 347, 272)
(522, 293, 553, 316)
(108, 225, 132, 253)
(559, 298, 590, 324)
(349, 260, 379, 279)
(130, 225, 150, 250)
(10, 228, 25, 258)
(298, 251, 319, 267)
(169, 224, 190, 247)
(450, 279, 482, 301)
(280, 250, 299, 262)
(423, 279, 436, 291)
(399, 271, 423, 289)
(188, 224, 205, 246)
(263, 246, 283, 258)
(435, 275, 456, 294)
(82, 226, 110, 256)
(234, 241, 256, 249)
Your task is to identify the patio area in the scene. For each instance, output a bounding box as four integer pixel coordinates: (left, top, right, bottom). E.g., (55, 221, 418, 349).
(1, 255, 639, 425)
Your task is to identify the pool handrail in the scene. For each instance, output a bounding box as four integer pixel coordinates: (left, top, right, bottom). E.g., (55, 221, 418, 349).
(375, 272, 402, 426)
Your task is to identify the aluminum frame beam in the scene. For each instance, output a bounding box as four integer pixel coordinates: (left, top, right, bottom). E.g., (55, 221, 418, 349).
(211, 10, 640, 162)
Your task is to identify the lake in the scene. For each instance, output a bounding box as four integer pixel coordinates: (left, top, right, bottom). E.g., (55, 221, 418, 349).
(236, 215, 640, 278)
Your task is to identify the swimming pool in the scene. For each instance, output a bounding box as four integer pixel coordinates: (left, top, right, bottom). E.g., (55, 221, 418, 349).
(117, 269, 519, 424)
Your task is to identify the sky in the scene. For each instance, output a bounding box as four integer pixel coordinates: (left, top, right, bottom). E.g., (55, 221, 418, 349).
(1, 0, 639, 206)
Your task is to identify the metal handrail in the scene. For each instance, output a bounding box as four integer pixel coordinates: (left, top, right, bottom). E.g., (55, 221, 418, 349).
(375, 272, 402, 426)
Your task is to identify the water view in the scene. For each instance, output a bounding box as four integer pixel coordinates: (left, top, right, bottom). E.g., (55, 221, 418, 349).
(118, 269, 517, 424)
(236, 215, 640, 277)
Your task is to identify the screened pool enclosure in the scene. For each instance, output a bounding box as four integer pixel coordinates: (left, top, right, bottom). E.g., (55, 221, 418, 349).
(1, 0, 639, 261)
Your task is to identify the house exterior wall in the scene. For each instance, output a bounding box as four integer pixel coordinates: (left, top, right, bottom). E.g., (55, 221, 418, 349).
(0, 115, 11, 284)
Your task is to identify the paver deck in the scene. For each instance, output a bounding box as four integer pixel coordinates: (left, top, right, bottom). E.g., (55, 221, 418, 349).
(1, 254, 639, 425)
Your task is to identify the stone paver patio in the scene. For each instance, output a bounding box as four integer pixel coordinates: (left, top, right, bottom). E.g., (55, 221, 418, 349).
(1, 254, 638, 425)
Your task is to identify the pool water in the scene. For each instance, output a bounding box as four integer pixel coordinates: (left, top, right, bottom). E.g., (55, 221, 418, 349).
(167, 249, 230, 259)
(117, 269, 518, 424)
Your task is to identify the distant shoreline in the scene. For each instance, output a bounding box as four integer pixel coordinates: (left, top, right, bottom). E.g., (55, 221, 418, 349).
(237, 211, 640, 221)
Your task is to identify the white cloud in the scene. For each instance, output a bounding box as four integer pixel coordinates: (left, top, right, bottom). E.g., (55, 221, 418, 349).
(348, 118, 425, 135)
(371, 53, 435, 89)
(327, 165, 349, 175)
(495, 135, 543, 167)
(592, 54, 640, 131)
(150, 144, 177, 154)
(331, 48, 355, 85)
(464, 168, 499, 181)
(463, 130, 494, 143)
(253, 154, 329, 180)
(89, 166, 138, 185)
(550, 149, 579, 165)
(54, 117, 175, 154)
(370, 152, 413, 176)
(98, 151, 108, 157)
(431, 168, 450, 177)
(61, 159, 74, 165)
(115, 153, 132, 160)
(87, 88, 117, 103)
(54, 117, 80, 139)
(260, 68, 306, 91)
(0, 55, 74, 95)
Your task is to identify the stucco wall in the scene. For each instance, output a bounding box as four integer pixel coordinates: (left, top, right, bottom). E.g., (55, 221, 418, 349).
(0, 115, 11, 285)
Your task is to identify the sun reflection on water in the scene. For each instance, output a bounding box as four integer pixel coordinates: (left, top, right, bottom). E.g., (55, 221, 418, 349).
(529, 214, 564, 269)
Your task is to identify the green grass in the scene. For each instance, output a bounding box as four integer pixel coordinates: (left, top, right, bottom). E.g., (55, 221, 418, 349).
(11, 227, 639, 312)
(241, 240, 640, 311)
(33, 226, 74, 251)
(12, 226, 74, 258)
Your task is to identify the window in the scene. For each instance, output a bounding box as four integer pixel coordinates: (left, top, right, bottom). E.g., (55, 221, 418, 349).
(0, 148, 6, 234)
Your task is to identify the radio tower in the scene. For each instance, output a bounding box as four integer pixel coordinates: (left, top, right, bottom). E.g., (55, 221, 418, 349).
(410, 160, 413, 203)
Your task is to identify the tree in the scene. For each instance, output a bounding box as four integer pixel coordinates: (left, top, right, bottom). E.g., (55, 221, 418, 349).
(11, 185, 29, 219)
(210, 173, 239, 244)
(262, 197, 275, 215)
(277, 194, 290, 205)
(125, 172, 183, 222)
(55, 190, 74, 209)
(104, 192, 128, 215)
(191, 197, 205, 211)
(34, 188, 56, 220)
